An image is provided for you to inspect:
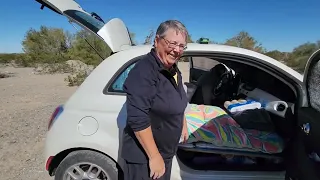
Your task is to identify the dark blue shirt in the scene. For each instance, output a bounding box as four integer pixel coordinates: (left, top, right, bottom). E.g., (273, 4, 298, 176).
(121, 48, 188, 163)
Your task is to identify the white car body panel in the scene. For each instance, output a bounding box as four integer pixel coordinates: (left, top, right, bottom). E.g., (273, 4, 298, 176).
(37, 0, 85, 13)
(44, 44, 311, 180)
(97, 18, 132, 52)
(184, 44, 303, 82)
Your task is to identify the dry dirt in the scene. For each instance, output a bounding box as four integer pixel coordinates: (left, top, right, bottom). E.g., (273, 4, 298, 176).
(0, 66, 77, 180)
(0, 63, 189, 180)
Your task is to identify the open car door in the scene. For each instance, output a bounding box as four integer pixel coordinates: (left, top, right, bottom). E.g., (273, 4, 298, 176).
(284, 49, 320, 180)
(299, 49, 320, 152)
(35, 0, 132, 53)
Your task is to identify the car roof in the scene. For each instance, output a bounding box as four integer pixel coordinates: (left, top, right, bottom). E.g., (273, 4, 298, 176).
(110, 43, 303, 82)
(187, 43, 303, 82)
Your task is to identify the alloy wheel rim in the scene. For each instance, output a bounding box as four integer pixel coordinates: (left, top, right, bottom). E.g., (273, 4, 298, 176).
(63, 162, 110, 180)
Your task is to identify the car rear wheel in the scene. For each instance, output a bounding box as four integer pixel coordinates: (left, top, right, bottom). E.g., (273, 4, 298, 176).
(54, 150, 119, 180)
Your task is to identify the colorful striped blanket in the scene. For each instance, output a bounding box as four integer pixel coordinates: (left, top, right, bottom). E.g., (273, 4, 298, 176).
(184, 104, 284, 154)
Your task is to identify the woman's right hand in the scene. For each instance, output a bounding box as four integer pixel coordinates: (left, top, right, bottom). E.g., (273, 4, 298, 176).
(149, 153, 165, 179)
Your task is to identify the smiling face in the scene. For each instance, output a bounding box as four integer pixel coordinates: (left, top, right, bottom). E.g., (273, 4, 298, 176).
(154, 28, 187, 69)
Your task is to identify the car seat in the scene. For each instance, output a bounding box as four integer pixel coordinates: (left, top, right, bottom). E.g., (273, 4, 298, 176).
(190, 64, 231, 106)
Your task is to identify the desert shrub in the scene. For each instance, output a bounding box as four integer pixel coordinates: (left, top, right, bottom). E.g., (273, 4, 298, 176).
(34, 63, 73, 74)
(65, 70, 89, 86)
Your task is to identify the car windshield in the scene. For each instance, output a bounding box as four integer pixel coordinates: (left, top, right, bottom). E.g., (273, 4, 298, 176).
(64, 10, 105, 33)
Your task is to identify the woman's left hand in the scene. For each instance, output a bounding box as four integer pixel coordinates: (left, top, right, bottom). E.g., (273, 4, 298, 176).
(181, 118, 189, 143)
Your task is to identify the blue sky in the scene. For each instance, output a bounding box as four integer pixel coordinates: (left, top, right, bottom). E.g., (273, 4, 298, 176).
(0, 0, 319, 53)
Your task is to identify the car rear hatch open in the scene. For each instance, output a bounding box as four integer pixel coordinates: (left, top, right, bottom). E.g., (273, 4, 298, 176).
(35, 0, 133, 53)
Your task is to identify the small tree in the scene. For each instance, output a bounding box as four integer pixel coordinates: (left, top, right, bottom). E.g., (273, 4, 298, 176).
(67, 29, 111, 66)
(224, 31, 266, 53)
(22, 26, 71, 65)
(286, 42, 320, 73)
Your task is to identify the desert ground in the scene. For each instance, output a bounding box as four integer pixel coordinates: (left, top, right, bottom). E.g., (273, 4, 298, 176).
(0, 62, 189, 180)
(0, 66, 76, 180)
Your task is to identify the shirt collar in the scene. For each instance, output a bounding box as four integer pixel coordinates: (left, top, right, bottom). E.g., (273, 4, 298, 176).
(149, 48, 180, 76)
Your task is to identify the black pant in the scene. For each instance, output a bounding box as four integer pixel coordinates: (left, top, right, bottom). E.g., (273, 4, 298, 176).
(123, 158, 173, 180)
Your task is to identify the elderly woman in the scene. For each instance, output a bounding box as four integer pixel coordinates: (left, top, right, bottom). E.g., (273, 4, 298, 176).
(121, 20, 189, 180)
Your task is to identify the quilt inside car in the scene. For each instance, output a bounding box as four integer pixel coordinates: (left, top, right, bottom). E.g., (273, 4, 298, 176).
(183, 104, 284, 154)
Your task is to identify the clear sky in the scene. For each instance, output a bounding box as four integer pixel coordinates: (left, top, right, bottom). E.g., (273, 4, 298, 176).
(1, 0, 319, 53)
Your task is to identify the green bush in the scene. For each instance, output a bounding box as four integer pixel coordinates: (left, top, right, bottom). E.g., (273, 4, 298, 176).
(65, 71, 89, 86)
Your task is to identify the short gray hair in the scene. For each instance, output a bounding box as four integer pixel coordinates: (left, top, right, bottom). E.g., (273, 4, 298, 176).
(155, 20, 189, 42)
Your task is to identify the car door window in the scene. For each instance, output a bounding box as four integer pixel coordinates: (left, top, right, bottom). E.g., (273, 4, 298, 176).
(192, 57, 220, 71)
(110, 63, 136, 92)
(308, 60, 320, 112)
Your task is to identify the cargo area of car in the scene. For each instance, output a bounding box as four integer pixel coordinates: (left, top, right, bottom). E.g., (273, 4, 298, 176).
(176, 148, 285, 171)
(175, 55, 298, 172)
(176, 114, 287, 172)
(176, 111, 290, 171)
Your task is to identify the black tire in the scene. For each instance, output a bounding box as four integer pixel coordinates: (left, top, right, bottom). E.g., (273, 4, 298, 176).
(54, 150, 120, 180)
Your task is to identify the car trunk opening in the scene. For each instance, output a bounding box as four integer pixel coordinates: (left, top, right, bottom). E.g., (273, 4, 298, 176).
(176, 55, 299, 171)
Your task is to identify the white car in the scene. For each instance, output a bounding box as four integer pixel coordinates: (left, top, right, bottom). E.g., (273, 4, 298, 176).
(36, 0, 320, 180)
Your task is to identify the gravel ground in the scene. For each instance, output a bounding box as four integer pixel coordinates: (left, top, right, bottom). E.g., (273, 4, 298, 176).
(0, 63, 189, 180)
(0, 66, 77, 180)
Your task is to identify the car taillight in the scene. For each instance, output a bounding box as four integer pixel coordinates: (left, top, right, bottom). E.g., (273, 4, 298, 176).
(48, 105, 64, 130)
(46, 156, 54, 171)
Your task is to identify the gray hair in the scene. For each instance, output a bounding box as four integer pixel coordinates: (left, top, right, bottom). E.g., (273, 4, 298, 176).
(155, 20, 189, 42)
